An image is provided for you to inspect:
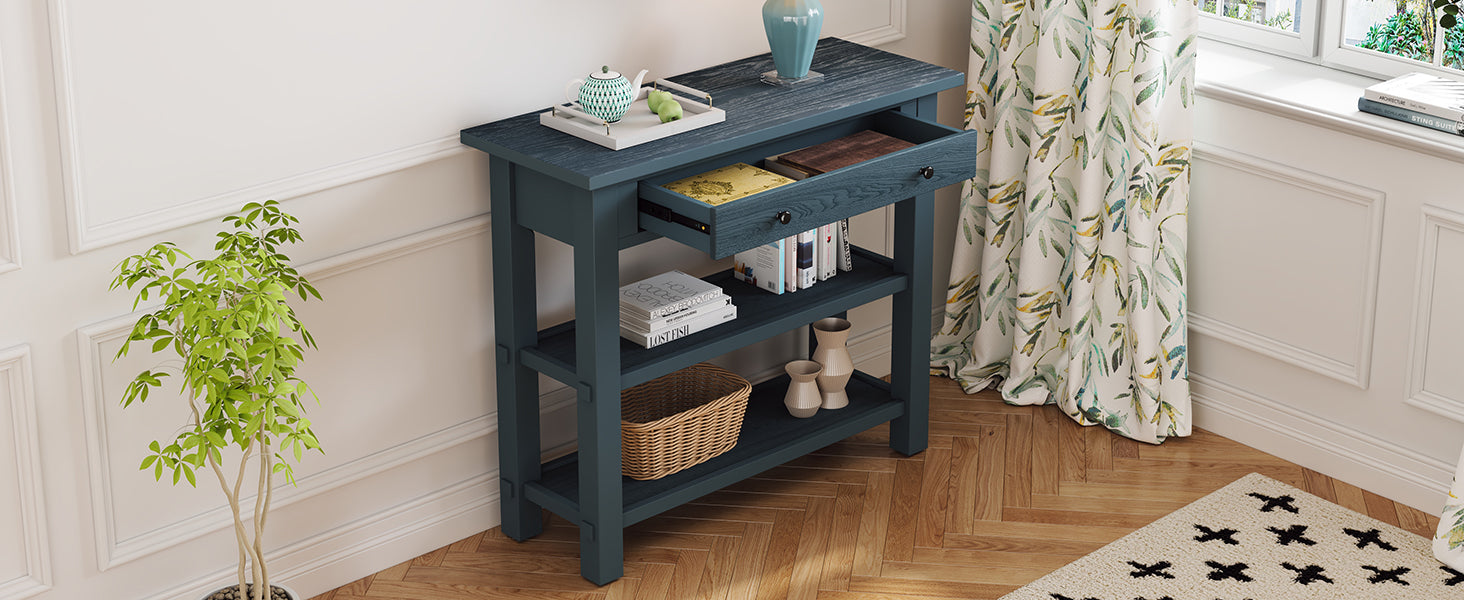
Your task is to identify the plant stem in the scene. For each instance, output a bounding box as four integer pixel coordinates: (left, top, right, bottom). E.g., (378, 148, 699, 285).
(252, 432, 271, 600)
(192, 393, 256, 598)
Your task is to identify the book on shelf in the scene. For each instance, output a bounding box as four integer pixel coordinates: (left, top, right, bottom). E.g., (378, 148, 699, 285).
(836, 219, 852, 272)
(662, 162, 795, 206)
(620, 270, 724, 320)
(817, 223, 836, 281)
(1363, 72, 1464, 122)
(1357, 97, 1464, 136)
(734, 238, 785, 294)
(620, 294, 731, 331)
(783, 234, 798, 292)
(796, 229, 817, 289)
(620, 304, 738, 348)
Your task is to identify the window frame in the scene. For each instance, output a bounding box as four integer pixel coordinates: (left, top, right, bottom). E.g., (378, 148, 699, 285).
(1197, 0, 1321, 59)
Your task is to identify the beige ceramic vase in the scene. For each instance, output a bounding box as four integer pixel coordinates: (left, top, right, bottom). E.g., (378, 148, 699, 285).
(811, 317, 853, 410)
(784, 360, 823, 418)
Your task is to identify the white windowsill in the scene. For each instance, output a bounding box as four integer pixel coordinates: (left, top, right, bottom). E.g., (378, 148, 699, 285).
(1197, 39, 1464, 163)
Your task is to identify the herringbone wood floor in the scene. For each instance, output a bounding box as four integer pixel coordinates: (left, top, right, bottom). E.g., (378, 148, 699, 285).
(310, 376, 1436, 600)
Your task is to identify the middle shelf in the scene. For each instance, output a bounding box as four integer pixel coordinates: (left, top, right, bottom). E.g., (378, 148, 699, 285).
(522, 245, 908, 390)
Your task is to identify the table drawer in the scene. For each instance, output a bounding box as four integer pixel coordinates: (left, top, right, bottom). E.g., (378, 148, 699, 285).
(637, 110, 978, 258)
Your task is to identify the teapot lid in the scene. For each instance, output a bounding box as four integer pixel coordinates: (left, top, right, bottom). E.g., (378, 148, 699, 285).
(589, 65, 622, 80)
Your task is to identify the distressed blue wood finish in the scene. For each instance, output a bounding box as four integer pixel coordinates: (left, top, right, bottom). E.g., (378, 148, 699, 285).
(461, 38, 964, 191)
(572, 182, 629, 585)
(638, 111, 976, 258)
(463, 39, 965, 584)
(488, 157, 544, 541)
(887, 95, 938, 456)
(529, 370, 901, 526)
(522, 246, 904, 390)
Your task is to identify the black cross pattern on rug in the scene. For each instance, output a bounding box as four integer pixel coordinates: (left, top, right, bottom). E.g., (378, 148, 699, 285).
(1343, 527, 1398, 551)
(1048, 594, 1100, 600)
(1444, 565, 1464, 586)
(1204, 560, 1254, 582)
(1246, 492, 1300, 514)
(1193, 524, 1240, 545)
(1266, 524, 1316, 546)
(1281, 562, 1333, 585)
(1362, 565, 1411, 585)
(1127, 560, 1176, 579)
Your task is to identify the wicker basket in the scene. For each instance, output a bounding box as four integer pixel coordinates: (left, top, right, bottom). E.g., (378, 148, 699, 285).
(621, 363, 752, 480)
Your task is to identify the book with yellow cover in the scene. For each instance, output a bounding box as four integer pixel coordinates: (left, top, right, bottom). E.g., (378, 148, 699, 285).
(662, 163, 795, 206)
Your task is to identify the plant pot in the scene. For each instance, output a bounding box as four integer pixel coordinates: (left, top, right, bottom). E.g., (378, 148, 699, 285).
(198, 583, 300, 600)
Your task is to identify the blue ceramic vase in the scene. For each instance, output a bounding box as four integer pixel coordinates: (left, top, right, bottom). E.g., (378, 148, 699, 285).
(762, 0, 824, 79)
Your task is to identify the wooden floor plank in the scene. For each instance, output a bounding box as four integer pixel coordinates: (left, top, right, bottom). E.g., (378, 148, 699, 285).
(313, 376, 1431, 600)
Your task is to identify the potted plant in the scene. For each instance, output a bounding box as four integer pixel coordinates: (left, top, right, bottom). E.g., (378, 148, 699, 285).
(111, 200, 323, 600)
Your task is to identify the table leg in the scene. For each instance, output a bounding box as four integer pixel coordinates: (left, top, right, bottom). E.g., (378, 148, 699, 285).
(490, 157, 544, 540)
(889, 189, 934, 457)
(572, 185, 627, 585)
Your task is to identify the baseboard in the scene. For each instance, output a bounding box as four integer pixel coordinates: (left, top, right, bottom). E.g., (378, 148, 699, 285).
(1190, 374, 1452, 513)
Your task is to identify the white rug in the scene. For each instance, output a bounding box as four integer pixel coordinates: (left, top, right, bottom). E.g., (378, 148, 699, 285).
(1000, 473, 1463, 599)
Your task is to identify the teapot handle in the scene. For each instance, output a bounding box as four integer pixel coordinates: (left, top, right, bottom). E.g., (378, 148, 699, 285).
(565, 79, 585, 104)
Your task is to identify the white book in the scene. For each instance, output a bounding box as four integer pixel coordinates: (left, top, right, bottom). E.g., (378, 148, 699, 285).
(1364, 72, 1464, 121)
(621, 296, 731, 332)
(818, 223, 836, 281)
(734, 239, 785, 294)
(837, 219, 852, 272)
(784, 234, 799, 292)
(620, 304, 738, 348)
(796, 229, 817, 289)
(620, 270, 723, 320)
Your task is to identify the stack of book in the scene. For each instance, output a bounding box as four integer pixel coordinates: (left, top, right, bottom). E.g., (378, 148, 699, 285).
(619, 270, 736, 348)
(1359, 72, 1464, 136)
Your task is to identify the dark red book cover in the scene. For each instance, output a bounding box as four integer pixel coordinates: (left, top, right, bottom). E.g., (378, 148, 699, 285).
(778, 130, 916, 174)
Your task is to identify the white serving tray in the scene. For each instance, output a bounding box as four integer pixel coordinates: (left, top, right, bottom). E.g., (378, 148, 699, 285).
(539, 80, 725, 150)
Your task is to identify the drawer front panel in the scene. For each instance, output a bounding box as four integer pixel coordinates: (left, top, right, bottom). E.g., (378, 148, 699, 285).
(638, 112, 978, 258)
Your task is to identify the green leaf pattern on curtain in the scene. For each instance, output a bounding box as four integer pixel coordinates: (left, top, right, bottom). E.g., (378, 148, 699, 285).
(931, 0, 1195, 444)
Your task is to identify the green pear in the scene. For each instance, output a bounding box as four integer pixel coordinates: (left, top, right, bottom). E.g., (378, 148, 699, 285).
(647, 90, 673, 113)
(657, 99, 683, 123)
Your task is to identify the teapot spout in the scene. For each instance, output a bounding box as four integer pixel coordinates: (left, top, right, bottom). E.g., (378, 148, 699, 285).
(630, 69, 649, 98)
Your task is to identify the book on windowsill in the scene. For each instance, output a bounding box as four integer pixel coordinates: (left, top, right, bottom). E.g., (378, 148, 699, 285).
(620, 303, 738, 348)
(1363, 72, 1464, 122)
(619, 270, 724, 321)
(1357, 97, 1464, 137)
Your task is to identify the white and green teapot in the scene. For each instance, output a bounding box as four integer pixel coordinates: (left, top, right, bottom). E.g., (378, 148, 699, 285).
(565, 66, 648, 123)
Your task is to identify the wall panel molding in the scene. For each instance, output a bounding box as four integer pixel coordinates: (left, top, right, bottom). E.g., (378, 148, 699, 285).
(47, 0, 467, 254)
(0, 44, 19, 275)
(77, 215, 494, 569)
(1190, 144, 1385, 389)
(842, 0, 907, 46)
(1190, 373, 1450, 512)
(0, 346, 52, 600)
(1405, 205, 1464, 423)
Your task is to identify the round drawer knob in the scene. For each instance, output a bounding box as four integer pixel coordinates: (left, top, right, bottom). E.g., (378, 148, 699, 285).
(775, 210, 792, 225)
(919, 166, 935, 179)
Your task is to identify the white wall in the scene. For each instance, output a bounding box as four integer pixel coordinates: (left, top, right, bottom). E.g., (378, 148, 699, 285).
(1191, 53, 1464, 512)
(0, 1, 968, 599)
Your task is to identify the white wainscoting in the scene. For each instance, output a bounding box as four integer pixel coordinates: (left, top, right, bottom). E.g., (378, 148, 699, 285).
(1189, 144, 1384, 389)
(0, 46, 18, 276)
(47, 0, 906, 254)
(75, 215, 498, 569)
(1406, 204, 1464, 424)
(0, 346, 51, 600)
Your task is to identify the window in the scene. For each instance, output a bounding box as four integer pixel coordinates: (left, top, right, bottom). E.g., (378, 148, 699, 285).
(1200, 0, 1464, 79)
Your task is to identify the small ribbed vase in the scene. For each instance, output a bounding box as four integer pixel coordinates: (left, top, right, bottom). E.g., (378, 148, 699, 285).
(1434, 442, 1464, 570)
(784, 360, 823, 418)
(811, 317, 852, 410)
(762, 0, 824, 79)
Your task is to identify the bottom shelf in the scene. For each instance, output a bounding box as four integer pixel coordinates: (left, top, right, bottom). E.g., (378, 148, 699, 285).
(526, 370, 905, 526)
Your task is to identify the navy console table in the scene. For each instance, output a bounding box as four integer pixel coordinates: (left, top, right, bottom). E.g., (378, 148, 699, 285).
(461, 38, 974, 585)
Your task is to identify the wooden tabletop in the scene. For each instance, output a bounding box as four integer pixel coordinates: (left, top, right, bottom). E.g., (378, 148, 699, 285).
(460, 38, 964, 190)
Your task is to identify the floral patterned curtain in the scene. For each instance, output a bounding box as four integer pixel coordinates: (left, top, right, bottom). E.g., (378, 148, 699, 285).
(930, 0, 1195, 444)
